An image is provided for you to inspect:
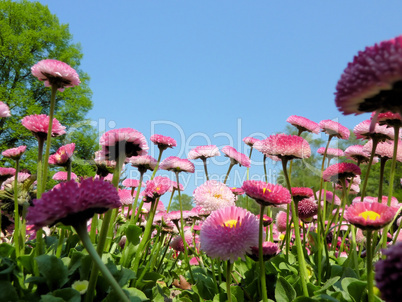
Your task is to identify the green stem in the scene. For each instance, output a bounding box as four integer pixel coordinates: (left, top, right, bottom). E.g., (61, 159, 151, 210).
(67, 160, 72, 182)
(361, 138, 379, 201)
(166, 189, 175, 213)
(150, 148, 164, 180)
(223, 162, 235, 184)
(13, 159, 20, 258)
(202, 158, 209, 181)
(259, 204, 268, 302)
(75, 222, 129, 302)
(263, 155, 268, 183)
(378, 157, 387, 199)
(226, 260, 233, 302)
(131, 172, 144, 223)
(366, 230, 374, 302)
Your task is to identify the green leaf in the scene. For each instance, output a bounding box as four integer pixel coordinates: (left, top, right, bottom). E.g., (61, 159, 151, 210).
(0, 243, 14, 258)
(314, 277, 340, 295)
(19, 251, 35, 274)
(0, 280, 18, 301)
(293, 297, 316, 302)
(341, 278, 367, 302)
(103, 287, 148, 302)
(275, 276, 296, 302)
(41, 288, 81, 302)
(36, 255, 68, 290)
(125, 225, 142, 245)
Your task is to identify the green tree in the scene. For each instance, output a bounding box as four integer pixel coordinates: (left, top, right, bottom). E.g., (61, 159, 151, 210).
(0, 0, 97, 176)
(169, 193, 194, 211)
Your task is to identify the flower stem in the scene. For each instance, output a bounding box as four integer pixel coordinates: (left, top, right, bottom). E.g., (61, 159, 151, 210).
(166, 189, 176, 213)
(75, 222, 129, 302)
(226, 260, 233, 302)
(360, 138, 379, 201)
(259, 204, 268, 302)
(13, 159, 20, 258)
(223, 162, 235, 184)
(366, 230, 374, 302)
(202, 158, 209, 181)
(151, 149, 164, 180)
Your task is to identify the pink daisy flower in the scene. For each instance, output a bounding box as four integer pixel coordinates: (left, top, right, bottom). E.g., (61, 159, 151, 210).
(253, 140, 281, 162)
(31, 59, 80, 91)
(2, 145, 27, 160)
(263, 134, 311, 160)
(94, 150, 116, 176)
(318, 120, 350, 140)
(170, 230, 194, 252)
(26, 178, 120, 229)
(118, 189, 134, 206)
(291, 187, 314, 202)
(298, 197, 318, 222)
(345, 201, 396, 230)
(231, 187, 245, 196)
(143, 176, 172, 200)
(48, 143, 75, 166)
(0, 167, 16, 179)
(99, 128, 148, 161)
(344, 145, 373, 164)
(256, 214, 273, 227)
(353, 120, 394, 141)
(193, 180, 235, 212)
(52, 171, 78, 181)
(200, 206, 260, 262)
(3, 172, 31, 187)
(248, 241, 279, 261)
(221, 146, 251, 168)
(21, 114, 66, 140)
(242, 137, 260, 147)
(317, 147, 344, 158)
(187, 145, 220, 160)
(167, 210, 193, 223)
(335, 35, 402, 116)
(317, 190, 341, 206)
(122, 178, 140, 188)
(0, 102, 11, 118)
(363, 140, 402, 162)
(150, 134, 177, 150)
(286, 115, 320, 134)
(169, 181, 184, 192)
(375, 111, 402, 128)
(322, 163, 361, 183)
(128, 155, 158, 172)
(159, 156, 195, 173)
(276, 211, 289, 232)
(242, 180, 291, 206)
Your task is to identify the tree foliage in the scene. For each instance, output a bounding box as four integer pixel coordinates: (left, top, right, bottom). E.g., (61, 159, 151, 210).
(169, 193, 194, 211)
(0, 0, 97, 176)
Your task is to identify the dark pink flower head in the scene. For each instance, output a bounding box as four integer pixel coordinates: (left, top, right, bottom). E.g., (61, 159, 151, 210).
(31, 59, 80, 91)
(344, 145, 373, 164)
(48, 143, 75, 166)
(143, 176, 171, 200)
(248, 241, 279, 261)
(231, 187, 245, 196)
(242, 180, 291, 206)
(193, 180, 235, 212)
(345, 201, 396, 230)
(317, 147, 344, 159)
(0, 167, 16, 177)
(0, 102, 11, 118)
(335, 35, 402, 116)
(150, 134, 177, 150)
(354, 119, 394, 141)
(286, 115, 320, 134)
(319, 120, 350, 140)
(263, 134, 311, 160)
(122, 178, 140, 188)
(276, 211, 289, 232)
(200, 206, 260, 262)
(221, 146, 251, 167)
(188, 145, 220, 160)
(298, 197, 318, 222)
(99, 128, 148, 161)
(257, 214, 273, 227)
(242, 137, 260, 147)
(375, 111, 402, 128)
(170, 230, 194, 252)
(27, 178, 121, 229)
(21, 114, 66, 140)
(167, 210, 193, 223)
(364, 140, 402, 162)
(291, 187, 314, 203)
(322, 162, 361, 183)
(128, 155, 158, 172)
(253, 140, 281, 162)
(2, 145, 27, 160)
(159, 156, 195, 173)
(118, 189, 134, 206)
(52, 171, 77, 181)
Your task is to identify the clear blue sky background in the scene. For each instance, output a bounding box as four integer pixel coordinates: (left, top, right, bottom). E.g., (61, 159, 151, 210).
(36, 0, 402, 200)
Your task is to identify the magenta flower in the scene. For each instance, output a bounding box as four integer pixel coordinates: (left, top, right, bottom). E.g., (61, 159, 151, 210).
(344, 145, 373, 164)
(143, 176, 172, 200)
(118, 189, 134, 206)
(298, 197, 318, 222)
(150, 134, 177, 150)
(317, 190, 341, 206)
(0, 167, 16, 177)
(122, 178, 140, 188)
(242, 137, 260, 147)
(193, 180, 235, 212)
(26, 178, 121, 229)
(187, 145, 220, 160)
(2, 145, 27, 160)
(242, 180, 291, 206)
(345, 201, 396, 230)
(159, 156, 195, 173)
(286, 115, 320, 134)
(99, 128, 148, 161)
(322, 162, 361, 183)
(248, 241, 279, 261)
(276, 211, 289, 232)
(335, 35, 402, 116)
(221, 146, 251, 167)
(21, 114, 66, 140)
(291, 187, 314, 202)
(375, 111, 402, 128)
(353, 120, 394, 141)
(317, 147, 344, 158)
(231, 187, 245, 196)
(253, 140, 281, 162)
(31, 59, 80, 91)
(52, 171, 78, 181)
(48, 143, 75, 166)
(170, 230, 194, 252)
(263, 134, 311, 160)
(128, 155, 158, 172)
(0, 102, 11, 118)
(200, 206, 260, 262)
(319, 120, 350, 140)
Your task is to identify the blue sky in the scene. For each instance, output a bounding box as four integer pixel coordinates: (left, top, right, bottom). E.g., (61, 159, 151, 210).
(36, 0, 402, 199)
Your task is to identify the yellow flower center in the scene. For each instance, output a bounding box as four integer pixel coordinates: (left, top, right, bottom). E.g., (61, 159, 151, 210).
(223, 219, 239, 228)
(358, 210, 380, 221)
(263, 187, 271, 194)
(214, 193, 222, 199)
